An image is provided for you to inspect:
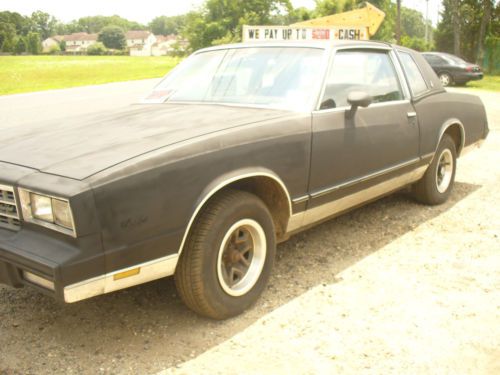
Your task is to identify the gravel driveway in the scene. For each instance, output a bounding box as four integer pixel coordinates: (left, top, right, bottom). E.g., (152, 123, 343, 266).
(1, 87, 498, 375)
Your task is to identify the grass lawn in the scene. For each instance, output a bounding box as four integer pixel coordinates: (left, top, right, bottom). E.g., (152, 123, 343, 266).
(0, 55, 181, 95)
(465, 75, 500, 91)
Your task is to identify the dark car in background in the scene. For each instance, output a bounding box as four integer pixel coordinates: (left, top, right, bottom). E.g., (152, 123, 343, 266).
(422, 52, 483, 87)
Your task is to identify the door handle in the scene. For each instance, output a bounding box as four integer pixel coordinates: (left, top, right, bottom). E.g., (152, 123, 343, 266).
(407, 112, 417, 118)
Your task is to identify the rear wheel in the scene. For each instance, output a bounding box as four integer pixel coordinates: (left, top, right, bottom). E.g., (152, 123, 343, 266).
(175, 190, 276, 319)
(439, 72, 453, 87)
(413, 134, 457, 205)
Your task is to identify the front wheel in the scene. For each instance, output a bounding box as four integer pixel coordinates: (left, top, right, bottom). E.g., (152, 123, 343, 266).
(175, 190, 276, 319)
(412, 134, 457, 205)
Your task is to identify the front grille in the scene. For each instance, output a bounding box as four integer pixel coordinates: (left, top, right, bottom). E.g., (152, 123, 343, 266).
(0, 184, 21, 231)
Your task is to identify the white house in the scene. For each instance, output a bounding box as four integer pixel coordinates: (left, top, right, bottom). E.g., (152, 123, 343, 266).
(42, 33, 98, 53)
(151, 35, 187, 56)
(126, 30, 156, 56)
(62, 33, 98, 53)
(42, 35, 64, 52)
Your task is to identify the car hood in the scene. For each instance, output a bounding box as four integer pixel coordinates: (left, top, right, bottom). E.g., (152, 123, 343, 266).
(0, 103, 288, 180)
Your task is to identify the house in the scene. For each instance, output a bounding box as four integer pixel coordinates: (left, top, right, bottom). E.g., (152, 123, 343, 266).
(64, 33, 98, 52)
(126, 30, 156, 56)
(42, 35, 64, 52)
(151, 35, 187, 56)
(43, 33, 98, 53)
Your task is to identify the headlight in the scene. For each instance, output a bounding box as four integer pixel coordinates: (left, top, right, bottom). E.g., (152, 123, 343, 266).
(31, 193, 53, 222)
(19, 189, 76, 236)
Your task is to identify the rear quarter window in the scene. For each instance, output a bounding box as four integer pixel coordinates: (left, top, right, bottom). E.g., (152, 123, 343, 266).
(398, 52, 429, 97)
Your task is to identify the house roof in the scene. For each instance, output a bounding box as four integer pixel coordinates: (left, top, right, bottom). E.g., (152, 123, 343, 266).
(152, 34, 186, 47)
(125, 30, 151, 40)
(63, 33, 98, 42)
(154, 34, 176, 43)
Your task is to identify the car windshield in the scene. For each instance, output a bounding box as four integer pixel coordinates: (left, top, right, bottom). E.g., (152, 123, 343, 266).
(145, 47, 326, 111)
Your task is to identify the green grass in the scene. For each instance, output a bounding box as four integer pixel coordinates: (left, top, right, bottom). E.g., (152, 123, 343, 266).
(466, 75, 500, 91)
(0, 55, 181, 95)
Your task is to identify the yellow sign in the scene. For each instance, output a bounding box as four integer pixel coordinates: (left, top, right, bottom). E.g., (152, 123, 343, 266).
(292, 2, 385, 38)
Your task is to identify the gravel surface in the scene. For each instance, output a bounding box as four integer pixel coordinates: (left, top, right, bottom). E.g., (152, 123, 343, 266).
(1, 88, 498, 374)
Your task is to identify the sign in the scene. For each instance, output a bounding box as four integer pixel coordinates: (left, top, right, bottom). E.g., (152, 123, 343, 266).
(242, 25, 369, 42)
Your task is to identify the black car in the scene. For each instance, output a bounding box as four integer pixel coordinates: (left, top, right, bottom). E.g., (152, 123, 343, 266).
(0, 41, 489, 319)
(422, 52, 483, 87)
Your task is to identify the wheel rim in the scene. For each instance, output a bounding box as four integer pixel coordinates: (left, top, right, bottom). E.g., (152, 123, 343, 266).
(440, 74, 450, 86)
(217, 219, 266, 297)
(436, 149, 453, 193)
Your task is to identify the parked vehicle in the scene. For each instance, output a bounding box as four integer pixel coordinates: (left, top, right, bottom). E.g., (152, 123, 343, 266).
(0, 41, 488, 319)
(422, 52, 483, 87)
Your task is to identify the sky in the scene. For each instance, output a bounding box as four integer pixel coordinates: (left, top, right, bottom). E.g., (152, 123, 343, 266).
(0, 0, 442, 26)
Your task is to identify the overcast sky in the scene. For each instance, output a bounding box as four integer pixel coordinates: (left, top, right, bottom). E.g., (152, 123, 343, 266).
(0, 0, 442, 26)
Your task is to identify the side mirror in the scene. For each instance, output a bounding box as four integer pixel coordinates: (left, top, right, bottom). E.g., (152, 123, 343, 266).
(346, 91, 372, 119)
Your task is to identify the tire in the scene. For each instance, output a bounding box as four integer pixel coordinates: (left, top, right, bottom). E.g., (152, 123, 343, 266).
(413, 134, 457, 205)
(438, 72, 453, 87)
(175, 190, 276, 319)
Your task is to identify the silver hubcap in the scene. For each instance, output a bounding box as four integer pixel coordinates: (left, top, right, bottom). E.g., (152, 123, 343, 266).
(440, 74, 450, 86)
(436, 149, 453, 193)
(217, 219, 266, 297)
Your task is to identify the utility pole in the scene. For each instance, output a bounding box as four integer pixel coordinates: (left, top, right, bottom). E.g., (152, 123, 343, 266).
(396, 0, 401, 44)
(425, 0, 429, 45)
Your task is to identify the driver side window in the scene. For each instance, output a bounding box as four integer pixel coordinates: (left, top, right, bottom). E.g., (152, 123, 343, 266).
(320, 50, 403, 109)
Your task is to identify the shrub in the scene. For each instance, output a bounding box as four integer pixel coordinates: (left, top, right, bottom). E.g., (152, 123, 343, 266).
(48, 43, 61, 55)
(87, 42, 107, 55)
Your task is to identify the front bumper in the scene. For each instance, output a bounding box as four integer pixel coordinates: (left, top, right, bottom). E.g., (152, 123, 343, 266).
(0, 162, 104, 301)
(0, 226, 104, 301)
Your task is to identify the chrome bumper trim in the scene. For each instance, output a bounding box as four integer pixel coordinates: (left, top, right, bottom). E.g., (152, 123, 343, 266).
(63, 254, 178, 303)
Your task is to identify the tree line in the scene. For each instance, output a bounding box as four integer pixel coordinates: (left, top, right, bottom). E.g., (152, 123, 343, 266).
(1, 0, 498, 66)
(435, 0, 499, 66)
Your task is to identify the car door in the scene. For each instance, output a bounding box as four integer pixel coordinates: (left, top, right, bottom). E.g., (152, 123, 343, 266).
(307, 47, 420, 210)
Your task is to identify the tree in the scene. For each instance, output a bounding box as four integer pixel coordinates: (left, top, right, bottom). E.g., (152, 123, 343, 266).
(435, 0, 498, 63)
(182, 0, 291, 50)
(0, 11, 31, 35)
(14, 37, 26, 54)
(30, 11, 58, 39)
(401, 7, 426, 39)
(314, 0, 357, 16)
(26, 32, 41, 54)
(149, 15, 186, 35)
(0, 21, 16, 51)
(1, 35, 15, 52)
(98, 26, 126, 50)
(451, 0, 461, 55)
(476, 0, 493, 63)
